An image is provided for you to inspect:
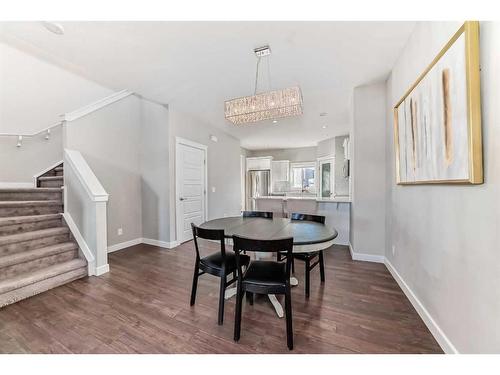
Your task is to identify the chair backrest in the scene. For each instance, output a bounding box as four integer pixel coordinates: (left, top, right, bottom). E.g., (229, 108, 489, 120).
(242, 210, 273, 219)
(232, 235, 294, 280)
(191, 223, 226, 260)
(290, 212, 325, 224)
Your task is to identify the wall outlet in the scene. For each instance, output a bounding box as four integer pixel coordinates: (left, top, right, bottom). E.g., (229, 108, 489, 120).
(392, 245, 396, 256)
(118, 228, 123, 236)
(211, 186, 216, 193)
(223, 213, 227, 217)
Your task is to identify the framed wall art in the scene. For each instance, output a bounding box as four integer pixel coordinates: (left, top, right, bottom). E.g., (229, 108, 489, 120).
(393, 21, 483, 185)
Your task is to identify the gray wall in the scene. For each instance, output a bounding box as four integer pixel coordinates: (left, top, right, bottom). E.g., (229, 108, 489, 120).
(248, 146, 317, 162)
(140, 101, 170, 244)
(350, 83, 386, 256)
(316, 137, 335, 158)
(385, 21, 500, 353)
(65, 95, 143, 247)
(0, 126, 62, 184)
(0, 41, 112, 135)
(0, 40, 111, 184)
(168, 107, 244, 242)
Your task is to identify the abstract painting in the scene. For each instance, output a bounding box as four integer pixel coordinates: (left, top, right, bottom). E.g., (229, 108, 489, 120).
(393, 21, 483, 184)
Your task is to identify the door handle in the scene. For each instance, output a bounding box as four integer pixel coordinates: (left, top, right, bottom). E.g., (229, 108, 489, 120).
(179, 197, 186, 201)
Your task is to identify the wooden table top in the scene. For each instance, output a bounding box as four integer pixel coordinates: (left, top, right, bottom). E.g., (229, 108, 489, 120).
(199, 216, 338, 246)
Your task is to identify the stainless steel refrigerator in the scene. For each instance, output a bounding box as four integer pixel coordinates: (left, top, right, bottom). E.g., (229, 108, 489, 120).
(246, 170, 270, 210)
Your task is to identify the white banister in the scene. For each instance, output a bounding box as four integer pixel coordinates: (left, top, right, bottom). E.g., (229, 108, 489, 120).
(63, 89, 133, 122)
(64, 148, 109, 276)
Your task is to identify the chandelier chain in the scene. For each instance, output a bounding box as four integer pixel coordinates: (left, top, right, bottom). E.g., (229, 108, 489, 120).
(254, 56, 261, 95)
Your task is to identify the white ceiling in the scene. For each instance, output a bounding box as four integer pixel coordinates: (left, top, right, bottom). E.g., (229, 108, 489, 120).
(0, 21, 415, 149)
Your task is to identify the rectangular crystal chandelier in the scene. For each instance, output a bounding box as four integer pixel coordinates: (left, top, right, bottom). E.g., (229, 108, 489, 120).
(225, 86, 303, 125)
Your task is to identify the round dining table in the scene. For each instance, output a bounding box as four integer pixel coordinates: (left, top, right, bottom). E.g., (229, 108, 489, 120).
(199, 216, 338, 317)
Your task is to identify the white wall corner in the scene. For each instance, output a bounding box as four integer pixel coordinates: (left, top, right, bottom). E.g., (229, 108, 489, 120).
(384, 259, 458, 354)
(107, 237, 143, 253)
(348, 242, 385, 263)
(62, 212, 96, 276)
(142, 238, 180, 249)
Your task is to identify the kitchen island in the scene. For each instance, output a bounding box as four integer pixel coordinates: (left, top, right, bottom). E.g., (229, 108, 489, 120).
(254, 196, 350, 245)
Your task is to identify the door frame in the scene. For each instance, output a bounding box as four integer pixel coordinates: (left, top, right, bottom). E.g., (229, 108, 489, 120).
(175, 137, 208, 244)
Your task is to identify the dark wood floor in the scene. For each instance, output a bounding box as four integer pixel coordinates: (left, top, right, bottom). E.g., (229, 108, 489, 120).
(0, 241, 442, 353)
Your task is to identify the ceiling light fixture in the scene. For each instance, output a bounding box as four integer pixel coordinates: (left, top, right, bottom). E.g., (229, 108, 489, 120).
(224, 45, 303, 125)
(41, 21, 65, 35)
(322, 125, 327, 129)
(272, 120, 278, 124)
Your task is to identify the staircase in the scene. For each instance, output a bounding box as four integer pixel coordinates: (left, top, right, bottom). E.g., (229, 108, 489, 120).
(0, 163, 87, 308)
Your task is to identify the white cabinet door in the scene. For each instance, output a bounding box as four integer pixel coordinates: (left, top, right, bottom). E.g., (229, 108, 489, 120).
(246, 157, 272, 170)
(271, 160, 289, 181)
(271, 160, 289, 193)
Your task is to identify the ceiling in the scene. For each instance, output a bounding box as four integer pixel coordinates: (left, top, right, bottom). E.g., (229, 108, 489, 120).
(0, 21, 415, 150)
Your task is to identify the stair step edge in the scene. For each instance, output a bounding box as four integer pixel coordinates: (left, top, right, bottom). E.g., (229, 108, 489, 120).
(0, 258, 86, 295)
(0, 267, 86, 308)
(38, 176, 63, 181)
(0, 200, 62, 207)
(0, 214, 62, 226)
(0, 242, 78, 269)
(0, 227, 69, 246)
(0, 187, 63, 193)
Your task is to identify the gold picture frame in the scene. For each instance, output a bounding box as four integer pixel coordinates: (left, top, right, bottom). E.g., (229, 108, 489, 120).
(393, 21, 483, 185)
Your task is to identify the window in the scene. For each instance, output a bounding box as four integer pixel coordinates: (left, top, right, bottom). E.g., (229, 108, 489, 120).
(290, 162, 316, 192)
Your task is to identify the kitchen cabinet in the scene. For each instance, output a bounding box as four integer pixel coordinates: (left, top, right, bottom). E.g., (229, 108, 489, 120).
(271, 160, 290, 193)
(246, 156, 272, 171)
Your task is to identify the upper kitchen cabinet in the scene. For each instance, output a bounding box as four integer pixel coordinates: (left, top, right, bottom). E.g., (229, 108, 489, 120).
(271, 160, 290, 193)
(246, 156, 273, 171)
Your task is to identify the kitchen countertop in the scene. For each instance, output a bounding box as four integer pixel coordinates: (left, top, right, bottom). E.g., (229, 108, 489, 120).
(255, 196, 351, 203)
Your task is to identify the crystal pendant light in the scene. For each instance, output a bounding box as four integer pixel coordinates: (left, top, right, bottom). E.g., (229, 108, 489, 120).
(224, 46, 303, 125)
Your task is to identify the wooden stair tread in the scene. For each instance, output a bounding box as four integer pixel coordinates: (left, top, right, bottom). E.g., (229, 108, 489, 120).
(0, 258, 86, 295)
(0, 227, 69, 246)
(0, 213, 62, 226)
(0, 242, 78, 269)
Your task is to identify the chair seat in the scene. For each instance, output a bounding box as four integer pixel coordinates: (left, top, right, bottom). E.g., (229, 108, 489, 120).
(293, 251, 320, 261)
(200, 252, 250, 275)
(243, 260, 287, 287)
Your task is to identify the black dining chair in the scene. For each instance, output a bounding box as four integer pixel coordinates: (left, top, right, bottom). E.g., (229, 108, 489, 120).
(232, 235, 294, 350)
(279, 213, 326, 298)
(242, 210, 273, 219)
(190, 223, 250, 325)
(241, 211, 273, 255)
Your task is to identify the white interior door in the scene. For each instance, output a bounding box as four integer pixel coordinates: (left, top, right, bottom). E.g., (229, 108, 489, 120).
(176, 140, 207, 243)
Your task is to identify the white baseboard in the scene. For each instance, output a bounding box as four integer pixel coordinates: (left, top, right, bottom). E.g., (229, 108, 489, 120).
(348, 242, 385, 263)
(107, 237, 143, 253)
(0, 182, 34, 188)
(142, 238, 179, 249)
(384, 259, 457, 354)
(107, 237, 179, 253)
(95, 264, 110, 276)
